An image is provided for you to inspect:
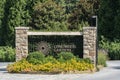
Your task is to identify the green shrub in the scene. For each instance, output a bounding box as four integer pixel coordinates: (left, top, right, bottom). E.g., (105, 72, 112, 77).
(0, 49, 5, 61)
(108, 41, 120, 60)
(57, 52, 76, 62)
(45, 56, 57, 63)
(0, 46, 15, 62)
(98, 52, 107, 67)
(75, 57, 92, 64)
(109, 50, 120, 60)
(99, 36, 120, 60)
(26, 51, 45, 64)
(82, 58, 92, 64)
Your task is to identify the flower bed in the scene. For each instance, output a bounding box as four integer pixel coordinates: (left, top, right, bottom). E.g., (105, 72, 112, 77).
(7, 52, 94, 74)
(7, 59, 94, 73)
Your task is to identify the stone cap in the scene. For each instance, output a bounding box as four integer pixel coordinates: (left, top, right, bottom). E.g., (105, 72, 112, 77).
(28, 32, 83, 36)
(15, 27, 29, 30)
(83, 27, 97, 30)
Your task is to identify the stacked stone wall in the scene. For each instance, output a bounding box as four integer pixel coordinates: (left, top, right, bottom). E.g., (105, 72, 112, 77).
(83, 27, 97, 65)
(15, 27, 29, 61)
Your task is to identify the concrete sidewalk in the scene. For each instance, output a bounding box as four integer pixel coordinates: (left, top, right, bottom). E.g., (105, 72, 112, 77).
(0, 61, 120, 80)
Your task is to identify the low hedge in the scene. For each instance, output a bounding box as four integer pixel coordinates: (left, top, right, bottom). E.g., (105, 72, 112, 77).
(57, 52, 76, 62)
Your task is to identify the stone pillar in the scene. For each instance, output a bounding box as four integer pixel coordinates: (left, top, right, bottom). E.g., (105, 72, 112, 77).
(83, 27, 97, 66)
(15, 27, 29, 61)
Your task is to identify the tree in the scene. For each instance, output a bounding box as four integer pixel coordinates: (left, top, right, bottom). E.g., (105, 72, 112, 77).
(0, 0, 101, 46)
(54, 0, 79, 14)
(98, 0, 118, 40)
(26, 0, 46, 15)
(30, 0, 68, 31)
(65, 0, 80, 14)
(114, 0, 120, 40)
(0, 0, 6, 45)
(0, 0, 30, 46)
(68, 0, 100, 30)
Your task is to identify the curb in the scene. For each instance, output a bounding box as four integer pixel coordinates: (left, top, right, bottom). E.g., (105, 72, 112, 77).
(0, 66, 6, 69)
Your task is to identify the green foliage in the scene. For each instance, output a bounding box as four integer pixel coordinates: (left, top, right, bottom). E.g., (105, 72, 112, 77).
(0, 0, 6, 45)
(0, 0, 5, 26)
(45, 56, 57, 63)
(114, 0, 120, 39)
(26, 51, 92, 65)
(29, 0, 99, 31)
(108, 41, 120, 60)
(99, 36, 110, 50)
(57, 52, 75, 62)
(0, 46, 15, 62)
(0, 0, 31, 46)
(74, 57, 92, 64)
(0, 49, 5, 61)
(0, 0, 101, 46)
(26, 51, 45, 64)
(98, 52, 107, 67)
(98, 0, 120, 40)
(30, 0, 68, 31)
(68, 0, 99, 30)
(55, 0, 80, 14)
(99, 36, 120, 60)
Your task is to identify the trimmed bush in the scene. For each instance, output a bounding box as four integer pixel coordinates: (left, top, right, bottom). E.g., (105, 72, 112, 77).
(45, 56, 57, 63)
(0, 46, 15, 62)
(57, 52, 75, 62)
(98, 52, 107, 67)
(74, 57, 92, 64)
(26, 52, 45, 64)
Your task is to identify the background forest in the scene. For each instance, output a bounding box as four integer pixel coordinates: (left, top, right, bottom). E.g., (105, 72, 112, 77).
(0, 0, 120, 60)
